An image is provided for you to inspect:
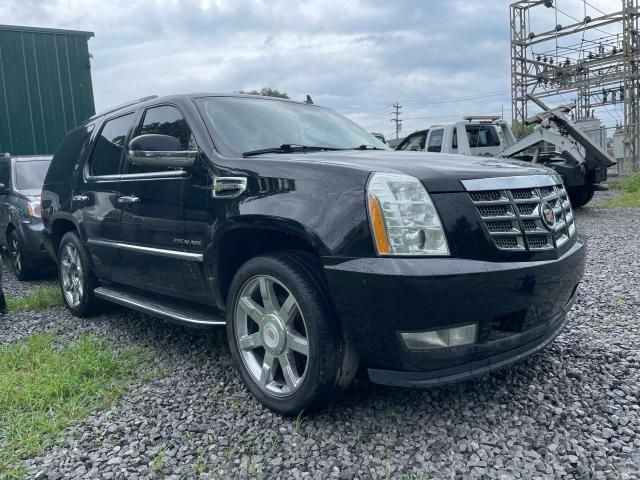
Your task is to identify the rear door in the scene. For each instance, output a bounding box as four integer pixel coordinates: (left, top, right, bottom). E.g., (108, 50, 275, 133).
(116, 104, 210, 302)
(76, 111, 136, 281)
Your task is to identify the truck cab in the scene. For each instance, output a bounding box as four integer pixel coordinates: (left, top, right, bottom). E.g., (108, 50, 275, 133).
(396, 116, 516, 157)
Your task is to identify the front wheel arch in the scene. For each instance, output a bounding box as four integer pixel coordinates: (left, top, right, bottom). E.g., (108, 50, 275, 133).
(210, 222, 326, 310)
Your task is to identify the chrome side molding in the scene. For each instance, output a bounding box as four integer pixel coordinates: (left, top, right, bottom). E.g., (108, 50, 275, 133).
(87, 238, 203, 262)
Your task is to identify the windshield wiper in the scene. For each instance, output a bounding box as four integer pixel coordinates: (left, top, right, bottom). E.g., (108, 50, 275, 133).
(242, 144, 342, 157)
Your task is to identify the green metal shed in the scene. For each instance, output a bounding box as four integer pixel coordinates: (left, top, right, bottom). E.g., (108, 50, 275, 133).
(0, 24, 95, 156)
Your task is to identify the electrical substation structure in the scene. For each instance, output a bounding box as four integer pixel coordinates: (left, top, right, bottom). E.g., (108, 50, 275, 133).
(510, 0, 640, 171)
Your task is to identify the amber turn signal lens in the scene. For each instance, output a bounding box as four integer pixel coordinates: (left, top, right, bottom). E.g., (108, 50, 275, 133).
(368, 193, 391, 255)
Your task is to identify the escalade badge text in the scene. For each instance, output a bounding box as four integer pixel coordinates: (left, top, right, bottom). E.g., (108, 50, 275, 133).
(541, 202, 556, 229)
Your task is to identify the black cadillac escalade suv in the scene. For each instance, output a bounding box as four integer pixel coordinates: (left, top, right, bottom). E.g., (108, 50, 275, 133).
(42, 94, 586, 415)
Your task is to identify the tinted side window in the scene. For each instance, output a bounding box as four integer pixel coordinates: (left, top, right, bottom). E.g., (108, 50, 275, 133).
(451, 128, 458, 150)
(0, 160, 11, 187)
(88, 113, 134, 177)
(128, 105, 195, 174)
(48, 124, 95, 183)
(139, 106, 194, 149)
(427, 129, 444, 152)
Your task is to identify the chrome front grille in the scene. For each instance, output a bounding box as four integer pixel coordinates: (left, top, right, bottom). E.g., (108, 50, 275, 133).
(462, 175, 577, 252)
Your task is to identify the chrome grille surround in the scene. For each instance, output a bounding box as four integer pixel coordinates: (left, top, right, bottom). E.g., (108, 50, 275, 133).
(462, 174, 577, 251)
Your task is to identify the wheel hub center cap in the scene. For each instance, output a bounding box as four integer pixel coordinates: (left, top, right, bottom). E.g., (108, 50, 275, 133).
(262, 315, 285, 354)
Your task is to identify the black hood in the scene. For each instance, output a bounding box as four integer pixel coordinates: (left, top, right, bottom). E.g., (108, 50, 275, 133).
(277, 150, 554, 192)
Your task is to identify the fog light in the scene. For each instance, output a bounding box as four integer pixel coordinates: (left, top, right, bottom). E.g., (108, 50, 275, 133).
(400, 324, 478, 350)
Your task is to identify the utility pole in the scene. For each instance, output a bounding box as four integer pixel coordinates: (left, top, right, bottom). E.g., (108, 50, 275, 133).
(391, 102, 402, 139)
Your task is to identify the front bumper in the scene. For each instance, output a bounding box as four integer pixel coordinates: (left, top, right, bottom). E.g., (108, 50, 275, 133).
(17, 221, 50, 261)
(323, 236, 585, 386)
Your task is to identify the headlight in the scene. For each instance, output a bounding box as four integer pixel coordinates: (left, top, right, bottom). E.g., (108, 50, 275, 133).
(366, 173, 449, 256)
(27, 202, 41, 219)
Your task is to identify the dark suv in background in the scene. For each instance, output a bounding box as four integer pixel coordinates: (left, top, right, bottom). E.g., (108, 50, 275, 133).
(0, 154, 52, 279)
(42, 94, 585, 414)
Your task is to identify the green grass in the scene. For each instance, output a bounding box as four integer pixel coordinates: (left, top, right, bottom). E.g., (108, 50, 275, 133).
(0, 333, 153, 479)
(599, 171, 640, 207)
(151, 446, 166, 475)
(6, 286, 64, 313)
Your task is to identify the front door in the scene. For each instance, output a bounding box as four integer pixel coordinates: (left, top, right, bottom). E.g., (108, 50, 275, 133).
(116, 104, 210, 303)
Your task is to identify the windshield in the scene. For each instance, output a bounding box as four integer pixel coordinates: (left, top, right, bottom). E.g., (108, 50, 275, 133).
(198, 97, 388, 156)
(15, 160, 50, 191)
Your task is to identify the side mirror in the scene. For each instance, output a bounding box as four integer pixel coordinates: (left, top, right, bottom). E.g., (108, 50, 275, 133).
(128, 134, 197, 169)
(0, 183, 8, 195)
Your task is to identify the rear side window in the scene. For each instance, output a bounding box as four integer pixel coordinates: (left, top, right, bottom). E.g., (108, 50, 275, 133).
(48, 124, 95, 183)
(465, 125, 501, 148)
(427, 129, 444, 152)
(128, 105, 195, 174)
(88, 113, 134, 177)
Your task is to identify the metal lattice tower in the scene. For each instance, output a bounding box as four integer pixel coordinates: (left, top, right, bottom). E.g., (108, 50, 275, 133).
(510, 0, 640, 170)
(623, 0, 640, 170)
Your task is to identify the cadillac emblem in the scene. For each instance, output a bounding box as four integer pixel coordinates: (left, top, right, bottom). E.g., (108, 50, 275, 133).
(540, 202, 556, 229)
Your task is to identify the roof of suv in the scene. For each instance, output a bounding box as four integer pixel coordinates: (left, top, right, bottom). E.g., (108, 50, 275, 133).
(88, 93, 313, 123)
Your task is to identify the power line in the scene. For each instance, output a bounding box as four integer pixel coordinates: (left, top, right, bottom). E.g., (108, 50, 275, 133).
(584, 0, 607, 17)
(398, 91, 510, 106)
(391, 102, 402, 140)
(555, 3, 614, 38)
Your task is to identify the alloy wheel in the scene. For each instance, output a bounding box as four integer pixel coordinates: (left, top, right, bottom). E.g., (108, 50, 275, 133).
(234, 275, 310, 397)
(60, 243, 84, 308)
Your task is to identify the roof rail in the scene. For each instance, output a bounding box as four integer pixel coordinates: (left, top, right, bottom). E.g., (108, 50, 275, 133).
(88, 95, 159, 121)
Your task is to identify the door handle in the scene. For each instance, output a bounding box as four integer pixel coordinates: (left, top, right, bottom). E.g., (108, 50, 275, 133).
(118, 195, 140, 204)
(72, 195, 89, 202)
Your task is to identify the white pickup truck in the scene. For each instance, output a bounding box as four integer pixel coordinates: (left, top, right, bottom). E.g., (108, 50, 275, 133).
(396, 116, 514, 157)
(395, 96, 616, 207)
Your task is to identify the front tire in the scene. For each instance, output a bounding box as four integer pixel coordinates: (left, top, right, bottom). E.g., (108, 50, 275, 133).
(9, 230, 35, 281)
(58, 231, 102, 317)
(226, 251, 358, 415)
(568, 187, 595, 208)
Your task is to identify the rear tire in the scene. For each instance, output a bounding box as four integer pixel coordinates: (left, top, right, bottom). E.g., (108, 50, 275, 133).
(58, 231, 103, 317)
(226, 251, 358, 415)
(8, 230, 36, 281)
(568, 187, 595, 208)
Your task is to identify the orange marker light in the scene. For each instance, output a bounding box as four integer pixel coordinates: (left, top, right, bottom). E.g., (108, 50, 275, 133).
(368, 194, 391, 255)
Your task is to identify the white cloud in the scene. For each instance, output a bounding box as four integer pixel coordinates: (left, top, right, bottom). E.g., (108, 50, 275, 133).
(0, 0, 625, 138)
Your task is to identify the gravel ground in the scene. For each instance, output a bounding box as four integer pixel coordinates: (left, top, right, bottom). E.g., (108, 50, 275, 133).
(1, 195, 639, 480)
(0, 260, 56, 298)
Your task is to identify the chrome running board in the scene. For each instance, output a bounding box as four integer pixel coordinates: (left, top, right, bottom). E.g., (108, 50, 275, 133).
(94, 286, 225, 326)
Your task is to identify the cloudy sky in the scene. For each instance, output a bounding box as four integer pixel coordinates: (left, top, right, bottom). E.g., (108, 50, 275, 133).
(0, 0, 623, 139)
